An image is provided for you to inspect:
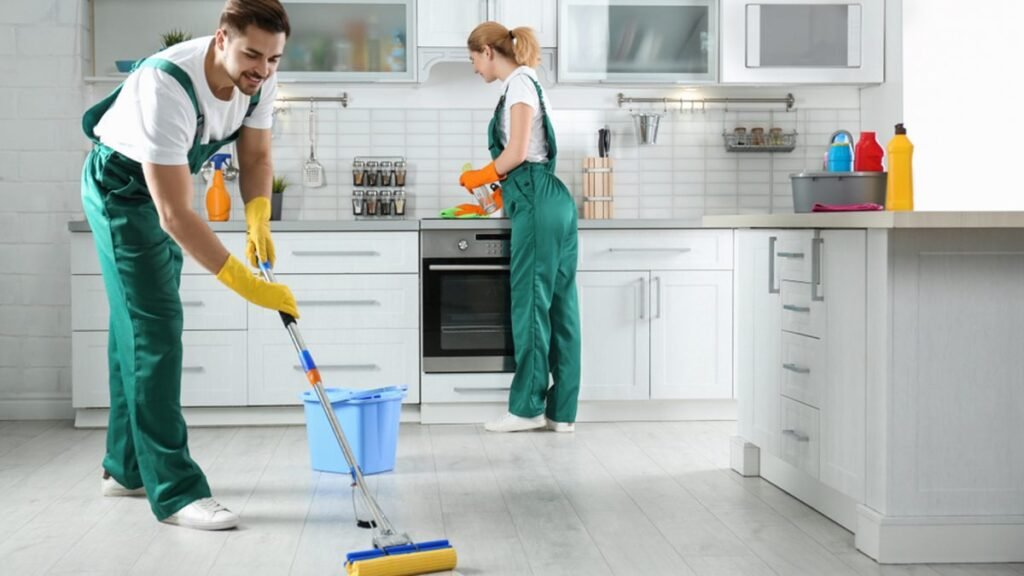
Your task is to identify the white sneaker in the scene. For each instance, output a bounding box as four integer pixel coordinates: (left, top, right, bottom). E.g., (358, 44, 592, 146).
(546, 419, 575, 433)
(484, 412, 546, 433)
(101, 471, 145, 497)
(162, 498, 239, 531)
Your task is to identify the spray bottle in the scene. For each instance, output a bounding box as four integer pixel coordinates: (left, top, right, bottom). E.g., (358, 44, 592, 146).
(461, 162, 499, 215)
(206, 153, 232, 222)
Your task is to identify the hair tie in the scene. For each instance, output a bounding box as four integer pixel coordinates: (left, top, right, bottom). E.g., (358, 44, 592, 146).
(509, 30, 515, 40)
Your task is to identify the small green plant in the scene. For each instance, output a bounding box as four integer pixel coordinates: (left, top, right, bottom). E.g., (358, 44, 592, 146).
(272, 176, 288, 194)
(161, 29, 192, 49)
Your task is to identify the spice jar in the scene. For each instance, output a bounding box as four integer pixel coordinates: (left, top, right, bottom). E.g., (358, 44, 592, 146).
(750, 127, 765, 146)
(365, 161, 379, 187)
(733, 127, 747, 145)
(393, 189, 406, 217)
(769, 127, 784, 146)
(364, 189, 379, 216)
(379, 190, 393, 216)
(352, 160, 365, 186)
(394, 160, 407, 187)
(379, 160, 393, 187)
(352, 189, 365, 217)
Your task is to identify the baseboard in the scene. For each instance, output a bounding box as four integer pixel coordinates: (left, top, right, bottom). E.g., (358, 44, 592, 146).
(0, 398, 75, 421)
(420, 399, 737, 425)
(856, 505, 1024, 564)
(760, 449, 860, 531)
(74, 404, 422, 428)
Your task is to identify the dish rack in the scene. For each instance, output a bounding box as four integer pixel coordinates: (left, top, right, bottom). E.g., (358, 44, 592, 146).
(722, 131, 798, 153)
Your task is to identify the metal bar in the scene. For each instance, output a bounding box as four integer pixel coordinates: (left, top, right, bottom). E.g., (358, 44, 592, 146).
(276, 94, 349, 108)
(428, 264, 510, 272)
(618, 92, 795, 111)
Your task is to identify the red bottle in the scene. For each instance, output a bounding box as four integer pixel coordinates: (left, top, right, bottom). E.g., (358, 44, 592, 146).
(854, 131, 885, 171)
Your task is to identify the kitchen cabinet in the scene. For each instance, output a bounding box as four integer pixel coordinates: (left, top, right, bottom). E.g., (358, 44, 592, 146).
(577, 230, 734, 401)
(417, 0, 557, 48)
(720, 0, 884, 84)
(558, 0, 718, 83)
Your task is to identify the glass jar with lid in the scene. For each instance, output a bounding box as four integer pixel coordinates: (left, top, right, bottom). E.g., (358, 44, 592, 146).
(394, 160, 407, 187)
(365, 161, 379, 187)
(352, 159, 365, 186)
(379, 160, 394, 187)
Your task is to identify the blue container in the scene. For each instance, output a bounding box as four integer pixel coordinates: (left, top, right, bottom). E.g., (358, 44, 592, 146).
(115, 60, 136, 73)
(827, 142, 853, 172)
(301, 386, 406, 475)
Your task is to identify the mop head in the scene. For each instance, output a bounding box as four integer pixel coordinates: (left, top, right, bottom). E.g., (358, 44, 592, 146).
(345, 540, 457, 576)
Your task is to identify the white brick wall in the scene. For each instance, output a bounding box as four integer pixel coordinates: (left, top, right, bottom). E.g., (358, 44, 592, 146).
(0, 0, 87, 419)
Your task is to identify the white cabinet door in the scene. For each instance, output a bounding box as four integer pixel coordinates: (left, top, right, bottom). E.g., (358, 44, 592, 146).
(418, 0, 487, 47)
(735, 230, 782, 455)
(493, 0, 557, 47)
(819, 230, 867, 501)
(650, 271, 733, 399)
(577, 271, 649, 400)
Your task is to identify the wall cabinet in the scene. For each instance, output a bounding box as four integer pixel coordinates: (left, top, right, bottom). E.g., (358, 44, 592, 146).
(577, 230, 733, 401)
(417, 0, 557, 48)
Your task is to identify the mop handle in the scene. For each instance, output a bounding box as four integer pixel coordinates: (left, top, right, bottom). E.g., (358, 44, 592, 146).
(258, 261, 397, 537)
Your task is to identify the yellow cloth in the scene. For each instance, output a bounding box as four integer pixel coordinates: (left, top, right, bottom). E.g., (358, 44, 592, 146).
(216, 255, 299, 318)
(244, 197, 276, 268)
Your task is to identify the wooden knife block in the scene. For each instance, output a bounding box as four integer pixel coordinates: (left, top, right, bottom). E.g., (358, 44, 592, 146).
(582, 157, 613, 219)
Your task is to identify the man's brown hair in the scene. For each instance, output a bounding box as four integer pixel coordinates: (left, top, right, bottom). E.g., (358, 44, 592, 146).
(219, 0, 291, 37)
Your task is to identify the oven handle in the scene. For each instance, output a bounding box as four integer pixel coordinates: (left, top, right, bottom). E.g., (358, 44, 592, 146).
(427, 264, 511, 271)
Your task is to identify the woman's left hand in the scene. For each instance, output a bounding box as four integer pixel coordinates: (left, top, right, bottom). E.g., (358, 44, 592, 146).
(459, 161, 503, 191)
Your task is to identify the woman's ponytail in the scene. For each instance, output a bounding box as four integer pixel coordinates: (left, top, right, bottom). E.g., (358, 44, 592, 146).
(468, 22, 541, 68)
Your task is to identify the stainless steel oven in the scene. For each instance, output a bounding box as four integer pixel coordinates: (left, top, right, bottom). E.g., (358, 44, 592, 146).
(421, 227, 514, 373)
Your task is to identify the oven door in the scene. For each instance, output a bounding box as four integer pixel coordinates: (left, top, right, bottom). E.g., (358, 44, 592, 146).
(422, 258, 514, 373)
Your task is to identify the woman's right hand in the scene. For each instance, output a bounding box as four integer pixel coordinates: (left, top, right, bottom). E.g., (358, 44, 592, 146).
(215, 255, 300, 318)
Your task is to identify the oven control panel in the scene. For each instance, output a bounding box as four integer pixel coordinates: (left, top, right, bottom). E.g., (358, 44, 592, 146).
(423, 228, 511, 259)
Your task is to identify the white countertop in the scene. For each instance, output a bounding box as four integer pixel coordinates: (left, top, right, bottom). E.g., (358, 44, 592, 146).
(70, 218, 708, 233)
(702, 211, 1024, 229)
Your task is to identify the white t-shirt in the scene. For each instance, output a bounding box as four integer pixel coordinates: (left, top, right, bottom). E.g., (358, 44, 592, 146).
(500, 66, 550, 164)
(93, 36, 277, 166)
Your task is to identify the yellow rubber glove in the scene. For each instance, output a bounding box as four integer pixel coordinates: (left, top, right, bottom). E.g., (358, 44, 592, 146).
(459, 161, 503, 191)
(216, 255, 300, 318)
(244, 197, 276, 268)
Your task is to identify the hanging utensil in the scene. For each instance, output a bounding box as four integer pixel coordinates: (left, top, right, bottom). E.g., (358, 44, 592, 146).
(303, 101, 325, 188)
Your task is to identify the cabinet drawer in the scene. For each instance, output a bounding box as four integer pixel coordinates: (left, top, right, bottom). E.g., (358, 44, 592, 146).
(70, 232, 245, 276)
(578, 229, 733, 271)
(780, 331, 822, 408)
(421, 372, 516, 404)
(72, 275, 247, 331)
(72, 331, 247, 408)
(248, 274, 418, 331)
(247, 329, 419, 405)
(780, 396, 820, 479)
(270, 232, 418, 274)
(781, 280, 825, 339)
(775, 232, 814, 283)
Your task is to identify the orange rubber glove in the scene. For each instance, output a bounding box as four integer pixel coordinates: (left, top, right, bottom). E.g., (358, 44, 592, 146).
(216, 255, 300, 318)
(459, 161, 503, 191)
(244, 197, 275, 268)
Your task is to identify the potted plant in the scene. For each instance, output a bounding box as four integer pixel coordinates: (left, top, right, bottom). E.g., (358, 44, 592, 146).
(271, 176, 287, 221)
(160, 29, 192, 50)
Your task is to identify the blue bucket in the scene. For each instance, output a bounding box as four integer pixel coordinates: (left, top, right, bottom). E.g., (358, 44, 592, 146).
(301, 386, 406, 475)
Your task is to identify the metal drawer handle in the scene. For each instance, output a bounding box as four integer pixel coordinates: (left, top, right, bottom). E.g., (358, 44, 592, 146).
(783, 429, 810, 442)
(294, 364, 380, 372)
(182, 301, 204, 307)
(182, 366, 205, 373)
(292, 250, 380, 257)
(608, 248, 692, 253)
(768, 236, 779, 295)
(296, 300, 381, 307)
(783, 363, 810, 375)
(782, 304, 811, 313)
(453, 386, 512, 393)
(776, 251, 805, 259)
(428, 264, 510, 271)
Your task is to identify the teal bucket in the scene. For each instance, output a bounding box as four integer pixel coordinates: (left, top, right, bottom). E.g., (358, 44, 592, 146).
(300, 386, 406, 475)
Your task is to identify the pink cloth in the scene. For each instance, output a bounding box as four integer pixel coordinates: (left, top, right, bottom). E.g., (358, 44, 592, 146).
(811, 202, 884, 212)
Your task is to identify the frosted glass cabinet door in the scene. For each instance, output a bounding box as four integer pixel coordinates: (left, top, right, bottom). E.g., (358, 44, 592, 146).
(721, 0, 884, 84)
(558, 0, 718, 83)
(280, 0, 416, 81)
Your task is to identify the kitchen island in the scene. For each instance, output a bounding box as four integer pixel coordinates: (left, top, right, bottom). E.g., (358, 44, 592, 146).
(705, 212, 1024, 564)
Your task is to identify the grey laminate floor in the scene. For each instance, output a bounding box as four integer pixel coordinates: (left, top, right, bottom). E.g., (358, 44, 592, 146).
(1, 419, 1022, 576)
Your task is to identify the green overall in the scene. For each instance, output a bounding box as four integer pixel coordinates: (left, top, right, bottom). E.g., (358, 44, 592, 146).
(489, 77, 582, 422)
(80, 59, 260, 520)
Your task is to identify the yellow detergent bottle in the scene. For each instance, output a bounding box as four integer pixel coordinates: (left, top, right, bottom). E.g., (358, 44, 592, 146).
(885, 123, 914, 211)
(206, 153, 232, 221)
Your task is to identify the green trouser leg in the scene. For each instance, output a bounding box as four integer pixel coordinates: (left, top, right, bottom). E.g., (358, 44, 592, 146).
(506, 165, 582, 422)
(82, 151, 211, 520)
